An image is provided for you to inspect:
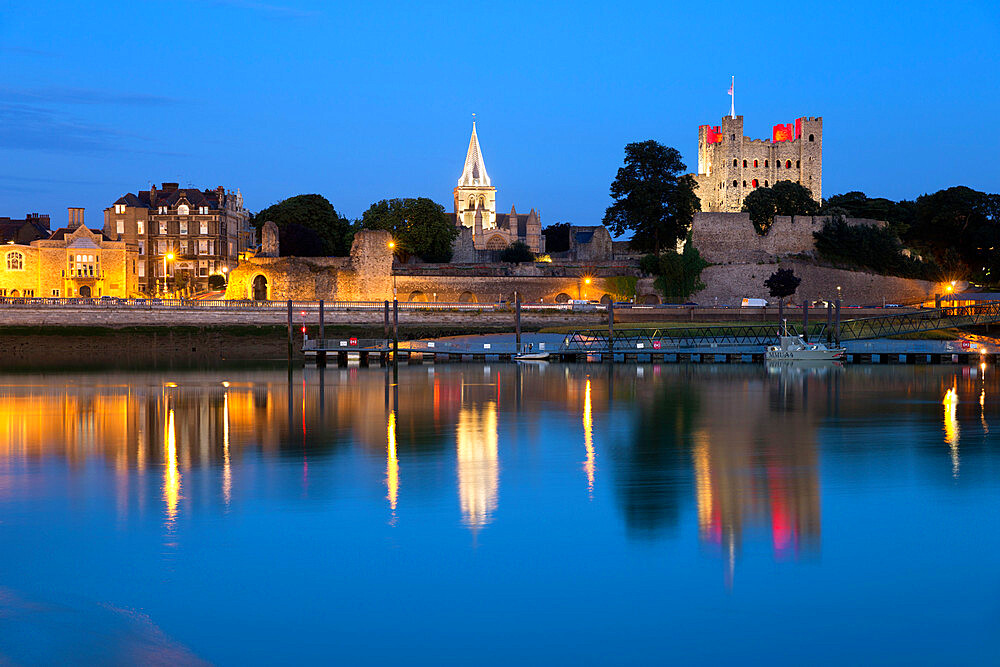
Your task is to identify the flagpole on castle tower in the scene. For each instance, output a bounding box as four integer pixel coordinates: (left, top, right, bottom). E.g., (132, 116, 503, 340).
(729, 76, 735, 119)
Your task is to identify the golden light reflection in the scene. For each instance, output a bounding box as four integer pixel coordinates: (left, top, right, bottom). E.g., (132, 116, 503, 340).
(387, 410, 398, 520)
(583, 378, 595, 496)
(692, 430, 713, 538)
(943, 383, 959, 478)
(456, 401, 499, 528)
(164, 407, 181, 524)
(223, 390, 231, 508)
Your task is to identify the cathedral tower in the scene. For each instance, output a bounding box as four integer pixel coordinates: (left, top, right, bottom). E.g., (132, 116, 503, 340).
(454, 122, 497, 232)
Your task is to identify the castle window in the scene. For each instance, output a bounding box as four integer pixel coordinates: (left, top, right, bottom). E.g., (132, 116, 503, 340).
(743, 160, 747, 168)
(731, 134, 735, 140)
(796, 160, 801, 168)
(6, 251, 24, 271)
(809, 134, 815, 141)
(785, 160, 792, 169)
(732, 180, 738, 187)
(765, 160, 769, 167)
(742, 180, 747, 187)
(733, 159, 738, 167)
(765, 180, 769, 187)
(754, 159, 758, 168)
(752, 179, 759, 188)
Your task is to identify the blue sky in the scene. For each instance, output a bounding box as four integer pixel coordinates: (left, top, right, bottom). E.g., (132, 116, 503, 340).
(1, 0, 998, 228)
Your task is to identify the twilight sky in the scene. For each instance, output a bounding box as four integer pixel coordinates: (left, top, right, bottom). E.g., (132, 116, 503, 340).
(1, 1, 998, 229)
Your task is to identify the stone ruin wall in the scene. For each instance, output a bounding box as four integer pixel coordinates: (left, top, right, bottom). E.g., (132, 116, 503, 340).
(691, 212, 886, 263)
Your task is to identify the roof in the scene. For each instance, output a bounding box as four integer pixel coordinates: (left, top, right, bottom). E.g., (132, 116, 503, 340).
(47, 227, 114, 242)
(942, 292, 1000, 301)
(457, 122, 491, 187)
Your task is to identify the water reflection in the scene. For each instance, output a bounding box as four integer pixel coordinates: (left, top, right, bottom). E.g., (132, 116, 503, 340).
(0, 364, 995, 558)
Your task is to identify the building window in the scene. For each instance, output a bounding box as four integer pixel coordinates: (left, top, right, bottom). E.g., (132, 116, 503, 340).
(159, 221, 168, 234)
(743, 160, 747, 168)
(198, 206, 209, 215)
(157, 240, 167, 254)
(138, 240, 145, 255)
(732, 159, 738, 167)
(752, 179, 759, 187)
(754, 160, 758, 168)
(198, 239, 208, 255)
(742, 180, 747, 187)
(158, 206, 167, 214)
(137, 220, 144, 235)
(732, 180, 738, 187)
(177, 204, 190, 216)
(796, 160, 801, 168)
(51, 289, 59, 297)
(138, 263, 145, 277)
(116, 219, 124, 235)
(24, 289, 33, 297)
(5, 251, 24, 271)
(114, 204, 125, 214)
(180, 221, 188, 234)
(730, 134, 735, 140)
(200, 221, 209, 235)
(809, 134, 815, 141)
(785, 160, 792, 169)
(765, 180, 769, 187)
(765, 160, 769, 167)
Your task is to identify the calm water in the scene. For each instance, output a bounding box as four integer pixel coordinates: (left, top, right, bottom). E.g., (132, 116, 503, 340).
(0, 362, 997, 665)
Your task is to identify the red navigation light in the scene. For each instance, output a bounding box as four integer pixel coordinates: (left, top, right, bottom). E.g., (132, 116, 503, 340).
(301, 326, 306, 334)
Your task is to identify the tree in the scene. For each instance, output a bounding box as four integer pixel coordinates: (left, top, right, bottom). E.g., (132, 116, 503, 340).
(253, 194, 354, 256)
(603, 140, 700, 254)
(906, 186, 1000, 282)
(499, 241, 534, 263)
(279, 222, 329, 257)
(360, 197, 458, 263)
(208, 274, 227, 290)
(542, 222, 572, 253)
(822, 191, 916, 235)
(813, 212, 936, 280)
(764, 268, 801, 319)
(641, 237, 709, 302)
(742, 180, 819, 233)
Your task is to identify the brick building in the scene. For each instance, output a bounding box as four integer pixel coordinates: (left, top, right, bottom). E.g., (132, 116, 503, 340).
(104, 183, 253, 295)
(693, 115, 822, 212)
(0, 208, 138, 298)
(0, 213, 50, 244)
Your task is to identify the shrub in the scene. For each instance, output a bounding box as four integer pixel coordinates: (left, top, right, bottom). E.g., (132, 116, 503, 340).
(499, 241, 534, 263)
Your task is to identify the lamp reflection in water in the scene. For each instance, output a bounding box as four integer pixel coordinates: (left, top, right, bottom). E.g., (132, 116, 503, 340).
(386, 410, 398, 522)
(583, 378, 595, 496)
(223, 389, 232, 509)
(943, 382, 959, 477)
(456, 402, 499, 528)
(163, 406, 181, 527)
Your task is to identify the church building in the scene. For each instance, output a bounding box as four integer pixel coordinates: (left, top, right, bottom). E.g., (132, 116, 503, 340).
(451, 123, 543, 253)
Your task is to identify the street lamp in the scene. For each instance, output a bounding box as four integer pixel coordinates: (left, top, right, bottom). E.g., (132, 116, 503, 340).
(836, 285, 841, 302)
(164, 252, 174, 296)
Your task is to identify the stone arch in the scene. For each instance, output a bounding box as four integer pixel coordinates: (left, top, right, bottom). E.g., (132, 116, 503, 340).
(743, 180, 747, 187)
(732, 159, 738, 167)
(809, 134, 815, 141)
(485, 235, 507, 251)
(732, 180, 738, 187)
(765, 160, 769, 167)
(752, 179, 759, 188)
(408, 291, 428, 302)
(743, 159, 747, 168)
(600, 294, 613, 305)
(642, 293, 660, 305)
(796, 159, 801, 168)
(252, 274, 268, 301)
(754, 159, 758, 167)
(458, 291, 478, 303)
(75, 287, 86, 298)
(555, 292, 571, 303)
(765, 180, 769, 187)
(468, 196, 475, 208)
(785, 160, 792, 169)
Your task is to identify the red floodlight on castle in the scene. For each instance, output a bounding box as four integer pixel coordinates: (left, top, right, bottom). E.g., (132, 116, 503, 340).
(702, 125, 723, 144)
(772, 123, 795, 142)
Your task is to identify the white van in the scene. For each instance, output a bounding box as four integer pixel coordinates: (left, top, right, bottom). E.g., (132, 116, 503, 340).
(741, 298, 768, 307)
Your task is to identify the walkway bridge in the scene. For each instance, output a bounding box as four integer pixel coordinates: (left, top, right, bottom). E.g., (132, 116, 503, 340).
(562, 302, 1000, 353)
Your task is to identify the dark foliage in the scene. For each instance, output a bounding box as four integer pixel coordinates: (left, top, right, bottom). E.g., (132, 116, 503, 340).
(207, 274, 227, 290)
(499, 240, 534, 263)
(907, 186, 1000, 281)
(279, 222, 329, 257)
(742, 180, 819, 233)
(360, 197, 458, 263)
(603, 140, 700, 253)
(764, 268, 801, 300)
(813, 215, 938, 280)
(542, 222, 571, 253)
(253, 194, 354, 256)
(822, 191, 916, 235)
(640, 237, 709, 301)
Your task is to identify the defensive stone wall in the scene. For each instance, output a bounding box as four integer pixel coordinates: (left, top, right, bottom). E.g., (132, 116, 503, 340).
(693, 260, 939, 306)
(691, 212, 885, 263)
(393, 276, 658, 304)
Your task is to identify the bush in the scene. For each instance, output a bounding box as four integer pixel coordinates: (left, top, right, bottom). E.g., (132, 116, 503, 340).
(643, 237, 709, 301)
(605, 276, 638, 302)
(813, 214, 939, 280)
(208, 274, 227, 290)
(499, 241, 534, 263)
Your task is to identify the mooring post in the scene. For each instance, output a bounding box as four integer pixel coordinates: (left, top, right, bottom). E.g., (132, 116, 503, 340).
(835, 299, 841, 346)
(392, 298, 399, 361)
(384, 300, 390, 346)
(826, 302, 833, 343)
(608, 301, 615, 361)
(515, 291, 521, 353)
(802, 300, 809, 342)
(317, 299, 326, 368)
(935, 293, 942, 309)
(286, 299, 293, 364)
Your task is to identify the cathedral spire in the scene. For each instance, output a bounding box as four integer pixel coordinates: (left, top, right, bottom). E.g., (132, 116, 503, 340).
(458, 121, 490, 187)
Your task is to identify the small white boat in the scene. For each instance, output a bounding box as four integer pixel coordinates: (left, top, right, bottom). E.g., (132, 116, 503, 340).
(766, 321, 845, 361)
(515, 352, 550, 362)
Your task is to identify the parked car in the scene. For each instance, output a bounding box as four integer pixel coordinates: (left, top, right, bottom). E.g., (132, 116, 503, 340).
(741, 298, 768, 307)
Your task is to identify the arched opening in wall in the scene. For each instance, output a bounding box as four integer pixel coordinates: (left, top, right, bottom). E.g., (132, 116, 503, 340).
(732, 159, 738, 167)
(252, 275, 268, 301)
(485, 235, 507, 251)
(809, 134, 815, 141)
(600, 294, 613, 305)
(555, 292, 571, 303)
(642, 294, 659, 305)
(468, 196, 475, 208)
(458, 291, 477, 303)
(408, 291, 428, 302)
(743, 180, 747, 187)
(752, 179, 759, 188)
(764, 180, 769, 187)
(479, 196, 485, 207)
(743, 160, 748, 167)
(785, 160, 792, 169)
(730, 134, 735, 140)
(764, 160, 769, 167)
(68, 287, 79, 298)
(732, 180, 738, 187)
(754, 159, 758, 167)
(796, 160, 800, 168)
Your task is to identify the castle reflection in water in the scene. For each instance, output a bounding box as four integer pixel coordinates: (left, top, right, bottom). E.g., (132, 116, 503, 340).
(0, 362, 987, 564)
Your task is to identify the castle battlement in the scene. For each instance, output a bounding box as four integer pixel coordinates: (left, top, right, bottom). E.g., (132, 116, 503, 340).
(692, 114, 822, 212)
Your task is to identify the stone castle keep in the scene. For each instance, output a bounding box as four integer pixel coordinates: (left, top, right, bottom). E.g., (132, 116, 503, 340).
(693, 115, 822, 212)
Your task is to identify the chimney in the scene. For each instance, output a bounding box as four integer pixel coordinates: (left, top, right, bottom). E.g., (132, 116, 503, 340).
(161, 182, 179, 192)
(67, 207, 85, 229)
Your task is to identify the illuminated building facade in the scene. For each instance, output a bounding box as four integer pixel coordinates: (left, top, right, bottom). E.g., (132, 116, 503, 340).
(451, 123, 543, 253)
(693, 115, 823, 212)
